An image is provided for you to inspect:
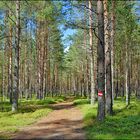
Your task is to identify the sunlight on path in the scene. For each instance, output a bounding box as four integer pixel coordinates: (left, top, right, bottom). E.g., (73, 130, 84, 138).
(14, 102, 86, 139)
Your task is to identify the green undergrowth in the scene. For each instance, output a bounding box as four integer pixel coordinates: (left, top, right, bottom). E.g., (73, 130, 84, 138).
(0, 96, 65, 138)
(75, 97, 140, 139)
(73, 98, 90, 105)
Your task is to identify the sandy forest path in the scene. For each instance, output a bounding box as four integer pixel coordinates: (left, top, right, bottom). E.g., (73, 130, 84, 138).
(14, 101, 86, 139)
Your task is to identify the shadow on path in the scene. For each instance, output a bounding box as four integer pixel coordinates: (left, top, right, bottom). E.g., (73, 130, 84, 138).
(14, 102, 86, 140)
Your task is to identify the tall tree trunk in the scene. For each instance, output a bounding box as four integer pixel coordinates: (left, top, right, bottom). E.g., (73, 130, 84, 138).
(115, 66, 119, 99)
(110, 0, 115, 102)
(2, 45, 5, 104)
(7, 10, 13, 104)
(36, 20, 42, 99)
(9, 22, 13, 104)
(125, 39, 130, 106)
(89, 0, 95, 105)
(103, 0, 113, 115)
(97, 0, 105, 121)
(12, 0, 20, 111)
(84, 30, 89, 97)
(136, 56, 140, 98)
(47, 54, 51, 95)
(128, 45, 131, 98)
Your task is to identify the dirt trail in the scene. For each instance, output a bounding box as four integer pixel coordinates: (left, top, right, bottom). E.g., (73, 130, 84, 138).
(14, 102, 86, 139)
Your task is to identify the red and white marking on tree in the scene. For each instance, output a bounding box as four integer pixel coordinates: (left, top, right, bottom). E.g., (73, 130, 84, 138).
(98, 91, 103, 96)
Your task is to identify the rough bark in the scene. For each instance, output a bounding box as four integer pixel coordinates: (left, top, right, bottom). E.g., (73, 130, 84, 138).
(89, 0, 95, 105)
(110, 0, 115, 102)
(104, 0, 113, 115)
(97, 0, 105, 121)
(125, 39, 130, 106)
(7, 10, 13, 104)
(12, 0, 20, 111)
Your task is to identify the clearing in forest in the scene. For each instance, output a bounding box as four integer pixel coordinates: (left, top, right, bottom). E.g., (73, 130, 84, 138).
(14, 102, 86, 139)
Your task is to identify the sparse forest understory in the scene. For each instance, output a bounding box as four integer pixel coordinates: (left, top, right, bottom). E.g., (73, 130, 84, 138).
(0, 0, 140, 139)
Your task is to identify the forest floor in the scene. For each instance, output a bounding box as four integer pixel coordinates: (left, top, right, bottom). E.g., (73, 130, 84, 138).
(13, 101, 86, 139)
(0, 97, 139, 139)
(76, 97, 140, 139)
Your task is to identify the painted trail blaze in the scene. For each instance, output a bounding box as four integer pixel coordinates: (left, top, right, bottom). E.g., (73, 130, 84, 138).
(98, 91, 103, 96)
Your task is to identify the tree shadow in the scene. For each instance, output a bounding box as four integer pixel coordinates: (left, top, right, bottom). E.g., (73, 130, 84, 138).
(48, 103, 75, 110)
(14, 119, 86, 140)
(0, 101, 50, 116)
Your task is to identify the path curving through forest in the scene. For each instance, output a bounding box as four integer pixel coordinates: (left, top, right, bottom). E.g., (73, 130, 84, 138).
(14, 102, 86, 139)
